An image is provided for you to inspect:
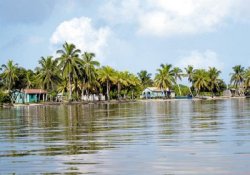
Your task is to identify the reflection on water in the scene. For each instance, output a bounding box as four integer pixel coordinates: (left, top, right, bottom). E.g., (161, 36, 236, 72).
(1, 99, 250, 174)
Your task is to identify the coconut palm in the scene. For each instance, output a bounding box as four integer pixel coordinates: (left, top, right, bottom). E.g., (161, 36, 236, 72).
(244, 68, 250, 88)
(36, 56, 60, 90)
(1, 60, 18, 91)
(137, 70, 153, 88)
(208, 67, 221, 97)
(185, 65, 194, 96)
(98, 66, 116, 101)
(81, 52, 100, 97)
(193, 69, 209, 96)
(230, 65, 245, 89)
(26, 71, 35, 89)
(56, 42, 81, 100)
(172, 67, 183, 96)
(127, 73, 140, 99)
(114, 71, 128, 100)
(154, 64, 175, 98)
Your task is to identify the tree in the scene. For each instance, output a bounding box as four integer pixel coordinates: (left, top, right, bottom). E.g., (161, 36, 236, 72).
(36, 56, 60, 90)
(1, 60, 18, 91)
(154, 64, 175, 98)
(230, 65, 245, 95)
(244, 68, 250, 89)
(56, 42, 81, 101)
(172, 67, 183, 96)
(208, 67, 221, 97)
(137, 70, 153, 88)
(26, 70, 35, 89)
(98, 66, 116, 101)
(81, 52, 100, 97)
(185, 65, 194, 96)
(193, 69, 209, 96)
(114, 71, 128, 100)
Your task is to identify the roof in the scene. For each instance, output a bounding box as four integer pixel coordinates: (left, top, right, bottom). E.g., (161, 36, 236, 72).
(145, 87, 163, 92)
(22, 89, 47, 94)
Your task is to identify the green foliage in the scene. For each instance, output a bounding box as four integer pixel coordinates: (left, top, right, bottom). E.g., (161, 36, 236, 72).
(3, 42, 250, 102)
(0, 91, 11, 103)
(173, 84, 190, 96)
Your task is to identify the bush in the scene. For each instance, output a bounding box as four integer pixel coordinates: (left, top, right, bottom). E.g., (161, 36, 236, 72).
(0, 91, 11, 103)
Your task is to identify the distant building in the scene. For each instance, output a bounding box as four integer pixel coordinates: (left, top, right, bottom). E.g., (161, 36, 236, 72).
(13, 89, 47, 103)
(141, 87, 175, 99)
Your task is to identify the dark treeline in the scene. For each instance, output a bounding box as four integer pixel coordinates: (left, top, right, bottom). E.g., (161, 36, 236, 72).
(0, 42, 249, 103)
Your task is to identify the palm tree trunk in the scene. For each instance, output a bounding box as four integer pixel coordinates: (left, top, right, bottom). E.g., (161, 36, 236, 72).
(68, 73, 72, 101)
(117, 83, 121, 100)
(189, 87, 193, 97)
(107, 80, 110, 101)
(177, 83, 182, 96)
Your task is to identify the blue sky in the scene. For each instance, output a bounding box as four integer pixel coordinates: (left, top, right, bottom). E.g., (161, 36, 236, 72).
(1, 0, 250, 83)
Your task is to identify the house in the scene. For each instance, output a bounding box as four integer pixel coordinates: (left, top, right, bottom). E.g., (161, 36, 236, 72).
(14, 89, 47, 103)
(141, 87, 175, 99)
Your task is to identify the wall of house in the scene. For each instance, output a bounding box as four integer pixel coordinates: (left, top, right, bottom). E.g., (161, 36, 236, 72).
(27, 94, 38, 103)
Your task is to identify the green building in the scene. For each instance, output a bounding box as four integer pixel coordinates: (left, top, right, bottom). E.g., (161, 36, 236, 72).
(14, 89, 47, 103)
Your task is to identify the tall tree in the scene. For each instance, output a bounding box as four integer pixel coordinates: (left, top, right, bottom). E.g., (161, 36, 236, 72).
(1, 60, 18, 91)
(98, 66, 115, 101)
(36, 56, 60, 90)
(81, 52, 100, 97)
(172, 67, 183, 96)
(56, 42, 81, 100)
(114, 71, 128, 100)
(154, 64, 174, 98)
(137, 70, 153, 88)
(208, 67, 221, 97)
(244, 68, 250, 89)
(230, 65, 245, 90)
(185, 65, 194, 96)
(193, 69, 209, 96)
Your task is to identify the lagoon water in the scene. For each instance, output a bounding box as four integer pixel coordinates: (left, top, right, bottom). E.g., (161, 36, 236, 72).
(1, 99, 250, 174)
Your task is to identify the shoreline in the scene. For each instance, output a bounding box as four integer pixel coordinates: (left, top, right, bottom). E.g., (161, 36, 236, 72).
(1, 96, 247, 108)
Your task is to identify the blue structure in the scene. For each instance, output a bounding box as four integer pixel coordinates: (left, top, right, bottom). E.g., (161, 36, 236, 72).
(13, 89, 47, 103)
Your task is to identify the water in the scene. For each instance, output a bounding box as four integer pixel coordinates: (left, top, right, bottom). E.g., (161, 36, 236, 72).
(0, 99, 250, 174)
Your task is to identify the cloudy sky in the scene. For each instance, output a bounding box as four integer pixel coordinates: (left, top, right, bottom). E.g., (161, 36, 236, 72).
(1, 0, 250, 83)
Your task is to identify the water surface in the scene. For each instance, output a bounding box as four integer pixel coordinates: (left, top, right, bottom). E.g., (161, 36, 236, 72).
(1, 99, 250, 174)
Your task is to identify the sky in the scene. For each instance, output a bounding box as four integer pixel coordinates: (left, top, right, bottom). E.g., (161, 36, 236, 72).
(1, 0, 250, 84)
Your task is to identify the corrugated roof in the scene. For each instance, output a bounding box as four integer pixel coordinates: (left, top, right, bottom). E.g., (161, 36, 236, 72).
(22, 89, 47, 94)
(147, 87, 163, 92)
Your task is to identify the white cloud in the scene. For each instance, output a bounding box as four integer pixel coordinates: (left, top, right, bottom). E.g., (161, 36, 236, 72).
(100, 0, 247, 37)
(50, 17, 111, 62)
(176, 50, 224, 70)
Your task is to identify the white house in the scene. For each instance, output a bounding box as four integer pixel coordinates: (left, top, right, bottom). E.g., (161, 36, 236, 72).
(141, 87, 175, 99)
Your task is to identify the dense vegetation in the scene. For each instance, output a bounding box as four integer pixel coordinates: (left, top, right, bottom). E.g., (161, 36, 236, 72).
(0, 42, 249, 103)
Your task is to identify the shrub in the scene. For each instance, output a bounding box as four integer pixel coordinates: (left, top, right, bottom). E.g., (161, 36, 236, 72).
(0, 91, 11, 103)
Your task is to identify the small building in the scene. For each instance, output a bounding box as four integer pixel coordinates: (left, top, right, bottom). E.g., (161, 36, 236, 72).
(141, 87, 175, 99)
(14, 89, 47, 103)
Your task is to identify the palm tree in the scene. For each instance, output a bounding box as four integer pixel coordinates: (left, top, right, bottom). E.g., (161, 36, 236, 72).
(193, 69, 209, 96)
(154, 64, 175, 98)
(56, 42, 81, 100)
(208, 67, 221, 97)
(230, 65, 245, 94)
(185, 65, 194, 96)
(114, 71, 128, 100)
(26, 71, 35, 89)
(81, 52, 100, 98)
(36, 56, 60, 90)
(244, 68, 250, 89)
(98, 66, 116, 101)
(137, 70, 153, 88)
(1, 60, 18, 91)
(172, 67, 183, 96)
(57, 79, 68, 96)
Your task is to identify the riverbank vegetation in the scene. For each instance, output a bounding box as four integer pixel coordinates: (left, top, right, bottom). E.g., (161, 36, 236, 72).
(0, 42, 250, 103)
